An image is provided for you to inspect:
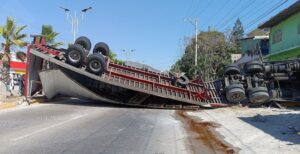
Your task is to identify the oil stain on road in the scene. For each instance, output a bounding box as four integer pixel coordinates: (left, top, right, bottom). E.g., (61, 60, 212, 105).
(176, 110, 240, 154)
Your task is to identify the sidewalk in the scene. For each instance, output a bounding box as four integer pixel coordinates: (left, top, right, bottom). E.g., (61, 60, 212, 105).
(0, 90, 28, 110)
(187, 107, 300, 154)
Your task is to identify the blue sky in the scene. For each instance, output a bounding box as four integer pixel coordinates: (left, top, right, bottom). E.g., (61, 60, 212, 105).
(0, 0, 298, 70)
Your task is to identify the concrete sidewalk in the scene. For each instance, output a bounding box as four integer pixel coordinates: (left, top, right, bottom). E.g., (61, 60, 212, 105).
(0, 95, 26, 110)
(187, 107, 300, 154)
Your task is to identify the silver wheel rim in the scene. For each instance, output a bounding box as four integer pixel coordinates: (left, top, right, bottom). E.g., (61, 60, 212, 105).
(89, 60, 101, 72)
(69, 50, 81, 63)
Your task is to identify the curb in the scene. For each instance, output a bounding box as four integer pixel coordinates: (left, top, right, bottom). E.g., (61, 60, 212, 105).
(0, 98, 40, 111)
(0, 102, 18, 110)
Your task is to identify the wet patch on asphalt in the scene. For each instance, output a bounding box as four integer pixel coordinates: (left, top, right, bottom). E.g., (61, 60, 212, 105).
(176, 110, 240, 154)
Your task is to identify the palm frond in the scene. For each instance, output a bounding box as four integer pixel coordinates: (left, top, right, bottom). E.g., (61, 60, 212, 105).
(0, 26, 3, 35)
(14, 34, 27, 40)
(50, 41, 64, 48)
(5, 17, 16, 37)
(15, 25, 27, 36)
(41, 24, 62, 47)
(11, 39, 27, 47)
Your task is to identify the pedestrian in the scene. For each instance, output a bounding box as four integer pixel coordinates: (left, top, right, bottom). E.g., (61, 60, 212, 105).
(6, 75, 12, 96)
(18, 75, 24, 96)
(9, 74, 14, 91)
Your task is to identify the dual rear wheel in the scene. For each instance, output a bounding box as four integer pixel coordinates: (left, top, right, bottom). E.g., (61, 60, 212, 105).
(64, 36, 110, 76)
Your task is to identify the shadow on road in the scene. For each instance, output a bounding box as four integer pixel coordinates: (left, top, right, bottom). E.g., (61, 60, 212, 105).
(239, 112, 300, 145)
(34, 96, 149, 109)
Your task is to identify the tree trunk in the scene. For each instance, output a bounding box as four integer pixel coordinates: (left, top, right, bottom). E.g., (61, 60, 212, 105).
(1, 45, 11, 83)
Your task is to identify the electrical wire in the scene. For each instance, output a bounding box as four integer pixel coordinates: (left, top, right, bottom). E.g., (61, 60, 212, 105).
(218, 0, 257, 31)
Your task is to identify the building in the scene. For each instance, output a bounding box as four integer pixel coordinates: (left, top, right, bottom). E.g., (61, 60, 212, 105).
(235, 36, 269, 66)
(258, 1, 300, 61)
(231, 54, 242, 63)
(0, 51, 27, 75)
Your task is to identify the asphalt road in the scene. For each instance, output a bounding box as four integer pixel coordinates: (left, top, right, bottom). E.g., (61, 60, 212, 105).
(0, 99, 192, 154)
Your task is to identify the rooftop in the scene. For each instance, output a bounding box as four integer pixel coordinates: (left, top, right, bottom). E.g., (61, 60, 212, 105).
(259, 1, 300, 28)
(241, 36, 269, 40)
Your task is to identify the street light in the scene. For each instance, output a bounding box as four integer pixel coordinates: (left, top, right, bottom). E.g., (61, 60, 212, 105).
(122, 49, 135, 62)
(59, 6, 92, 42)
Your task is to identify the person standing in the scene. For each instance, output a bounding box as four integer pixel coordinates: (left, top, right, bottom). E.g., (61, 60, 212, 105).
(18, 75, 24, 96)
(6, 75, 12, 96)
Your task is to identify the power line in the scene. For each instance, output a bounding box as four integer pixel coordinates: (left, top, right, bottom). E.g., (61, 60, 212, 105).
(187, 0, 204, 17)
(183, 0, 196, 19)
(214, 0, 242, 29)
(245, 0, 288, 29)
(203, 0, 232, 28)
(194, 0, 215, 18)
(218, 0, 256, 31)
(239, 0, 271, 22)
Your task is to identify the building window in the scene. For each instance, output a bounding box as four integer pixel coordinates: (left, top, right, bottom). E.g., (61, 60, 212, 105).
(272, 30, 282, 44)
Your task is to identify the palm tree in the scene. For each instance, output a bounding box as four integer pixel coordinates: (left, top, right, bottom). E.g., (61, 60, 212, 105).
(41, 25, 63, 47)
(0, 17, 27, 74)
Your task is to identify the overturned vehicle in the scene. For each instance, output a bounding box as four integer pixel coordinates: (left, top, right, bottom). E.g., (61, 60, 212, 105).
(25, 35, 228, 109)
(223, 60, 300, 104)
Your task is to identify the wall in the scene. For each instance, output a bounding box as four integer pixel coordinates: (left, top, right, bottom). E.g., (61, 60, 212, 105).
(269, 12, 300, 55)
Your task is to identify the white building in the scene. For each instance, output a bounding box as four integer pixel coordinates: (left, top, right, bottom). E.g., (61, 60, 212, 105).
(231, 54, 242, 63)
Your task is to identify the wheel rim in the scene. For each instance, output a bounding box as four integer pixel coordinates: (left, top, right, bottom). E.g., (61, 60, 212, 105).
(249, 88, 269, 104)
(89, 59, 101, 72)
(226, 84, 245, 103)
(69, 50, 81, 63)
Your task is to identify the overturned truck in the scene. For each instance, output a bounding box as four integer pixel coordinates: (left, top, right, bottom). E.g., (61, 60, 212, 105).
(25, 36, 228, 109)
(223, 60, 300, 104)
(25, 35, 300, 108)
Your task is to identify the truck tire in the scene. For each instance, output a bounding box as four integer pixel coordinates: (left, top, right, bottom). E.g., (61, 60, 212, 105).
(65, 44, 85, 67)
(225, 84, 245, 103)
(176, 75, 189, 88)
(244, 61, 264, 75)
(248, 87, 269, 104)
(74, 36, 92, 54)
(86, 53, 107, 76)
(93, 42, 110, 56)
(224, 64, 240, 75)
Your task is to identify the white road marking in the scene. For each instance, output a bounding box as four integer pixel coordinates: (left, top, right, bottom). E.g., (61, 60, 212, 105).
(11, 113, 88, 141)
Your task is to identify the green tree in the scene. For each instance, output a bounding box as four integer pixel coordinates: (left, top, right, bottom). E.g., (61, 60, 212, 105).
(108, 51, 125, 65)
(230, 18, 244, 52)
(171, 31, 232, 80)
(41, 25, 63, 47)
(0, 17, 27, 77)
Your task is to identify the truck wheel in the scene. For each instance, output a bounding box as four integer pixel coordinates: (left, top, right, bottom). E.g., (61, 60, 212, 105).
(93, 42, 110, 56)
(75, 36, 92, 54)
(66, 44, 85, 67)
(176, 75, 189, 88)
(224, 64, 240, 75)
(86, 53, 107, 76)
(244, 61, 264, 75)
(225, 84, 245, 103)
(248, 87, 269, 104)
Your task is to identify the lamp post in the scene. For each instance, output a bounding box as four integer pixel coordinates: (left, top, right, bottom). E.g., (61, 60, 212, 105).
(122, 49, 135, 62)
(59, 6, 92, 42)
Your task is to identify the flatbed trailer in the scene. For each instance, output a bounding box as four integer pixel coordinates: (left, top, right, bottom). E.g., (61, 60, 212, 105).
(25, 36, 228, 109)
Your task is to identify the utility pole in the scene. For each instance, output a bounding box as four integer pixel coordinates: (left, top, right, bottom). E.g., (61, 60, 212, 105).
(59, 6, 92, 42)
(185, 18, 198, 76)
